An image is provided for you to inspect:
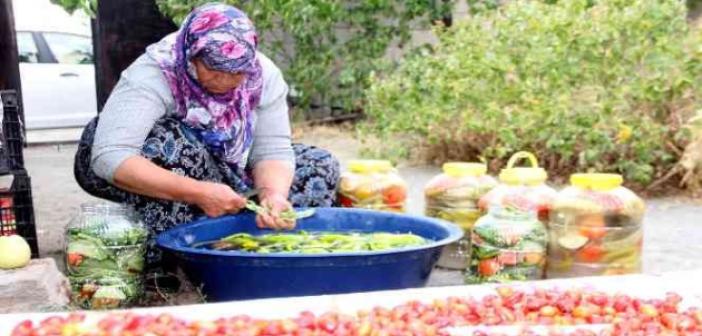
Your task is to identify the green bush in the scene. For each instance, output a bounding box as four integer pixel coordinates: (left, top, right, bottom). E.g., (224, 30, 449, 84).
(155, 0, 452, 116)
(363, 0, 702, 188)
(50, 0, 96, 17)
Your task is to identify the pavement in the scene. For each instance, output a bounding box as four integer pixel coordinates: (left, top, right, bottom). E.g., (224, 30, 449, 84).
(26, 128, 84, 145)
(24, 143, 99, 256)
(20, 130, 702, 286)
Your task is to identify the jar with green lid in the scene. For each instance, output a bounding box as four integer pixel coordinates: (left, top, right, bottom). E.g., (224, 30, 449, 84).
(478, 152, 557, 223)
(467, 206, 548, 284)
(425, 162, 497, 269)
(338, 160, 408, 212)
(65, 202, 147, 309)
(547, 173, 646, 279)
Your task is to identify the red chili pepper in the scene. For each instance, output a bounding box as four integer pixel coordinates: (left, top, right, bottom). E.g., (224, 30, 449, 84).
(576, 243, 604, 263)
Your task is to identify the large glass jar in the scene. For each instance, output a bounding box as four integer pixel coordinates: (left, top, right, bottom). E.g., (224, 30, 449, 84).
(65, 202, 147, 309)
(478, 152, 557, 223)
(547, 173, 646, 278)
(338, 160, 408, 212)
(467, 206, 548, 284)
(425, 162, 497, 269)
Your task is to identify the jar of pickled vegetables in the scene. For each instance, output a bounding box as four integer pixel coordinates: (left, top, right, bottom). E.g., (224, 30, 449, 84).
(547, 173, 646, 279)
(467, 206, 548, 284)
(338, 160, 408, 212)
(425, 162, 497, 269)
(65, 202, 147, 309)
(478, 152, 557, 223)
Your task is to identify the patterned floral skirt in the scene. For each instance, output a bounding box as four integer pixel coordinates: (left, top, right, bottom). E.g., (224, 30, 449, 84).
(74, 117, 340, 267)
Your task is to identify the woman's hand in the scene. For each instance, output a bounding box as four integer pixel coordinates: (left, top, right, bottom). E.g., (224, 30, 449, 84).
(256, 192, 295, 230)
(192, 181, 247, 217)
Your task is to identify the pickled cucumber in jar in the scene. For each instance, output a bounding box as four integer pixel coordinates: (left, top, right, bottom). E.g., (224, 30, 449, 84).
(478, 152, 557, 223)
(467, 206, 547, 284)
(547, 173, 645, 279)
(65, 202, 147, 309)
(425, 162, 497, 269)
(338, 160, 408, 212)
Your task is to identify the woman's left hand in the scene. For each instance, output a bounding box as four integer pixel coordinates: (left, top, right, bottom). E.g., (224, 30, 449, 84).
(256, 193, 295, 230)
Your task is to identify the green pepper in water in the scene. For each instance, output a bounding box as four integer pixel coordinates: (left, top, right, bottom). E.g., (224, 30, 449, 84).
(205, 231, 428, 254)
(211, 233, 261, 251)
(245, 201, 315, 221)
(260, 233, 309, 244)
(367, 233, 426, 250)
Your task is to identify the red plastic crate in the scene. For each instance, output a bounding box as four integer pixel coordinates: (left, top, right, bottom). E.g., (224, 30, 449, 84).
(0, 171, 38, 257)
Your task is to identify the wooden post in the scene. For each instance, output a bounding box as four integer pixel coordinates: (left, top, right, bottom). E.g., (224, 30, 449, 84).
(94, 0, 176, 111)
(0, 0, 23, 122)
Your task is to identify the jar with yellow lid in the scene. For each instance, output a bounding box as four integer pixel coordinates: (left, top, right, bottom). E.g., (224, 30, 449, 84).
(338, 160, 407, 212)
(547, 173, 646, 279)
(478, 152, 557, 223)
(424, 162, 497, 269)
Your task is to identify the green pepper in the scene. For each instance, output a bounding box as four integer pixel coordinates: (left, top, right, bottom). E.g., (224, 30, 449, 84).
(260, 234, 308, 245)
(67, 238, 109, 261)
(207, 231, 427, 254)
(522, 227, 548, 245)
(317, 234, 361, 244)
(245, 201, 316, 221)
(473, 226, 504, 247)
(472, 243, 500, 259)
(115, 247, 145, 273)
(601, 247, 638, 263)
(514, 240, 546, 253)
(502, 265, 539, 280)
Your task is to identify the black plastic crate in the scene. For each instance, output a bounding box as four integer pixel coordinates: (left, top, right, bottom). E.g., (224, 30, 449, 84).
(0, 170, 38, 257)
(0, 91, 36, 256)
(0, 90, 24, 173)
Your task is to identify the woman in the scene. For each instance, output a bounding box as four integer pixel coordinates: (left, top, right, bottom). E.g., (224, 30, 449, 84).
(74, 3, 340, 267)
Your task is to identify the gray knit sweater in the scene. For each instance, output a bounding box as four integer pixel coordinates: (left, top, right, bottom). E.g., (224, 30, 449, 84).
(90, 51, 294, 182)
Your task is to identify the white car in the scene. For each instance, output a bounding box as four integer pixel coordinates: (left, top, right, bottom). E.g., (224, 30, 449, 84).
(16, 30, 97, 130)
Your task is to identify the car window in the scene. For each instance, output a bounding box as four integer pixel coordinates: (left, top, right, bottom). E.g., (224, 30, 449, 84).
(16, 32, 38, 63)
(42, 32, 93, 64)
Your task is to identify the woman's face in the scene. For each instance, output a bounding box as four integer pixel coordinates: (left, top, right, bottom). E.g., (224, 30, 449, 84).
(193, 58, 246, 94)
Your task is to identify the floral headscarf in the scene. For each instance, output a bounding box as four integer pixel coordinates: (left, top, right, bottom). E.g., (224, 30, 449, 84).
(146, 3, 263, 168)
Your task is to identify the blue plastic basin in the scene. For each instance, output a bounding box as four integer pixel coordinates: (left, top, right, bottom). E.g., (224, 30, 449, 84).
(156, 207, 463, 301)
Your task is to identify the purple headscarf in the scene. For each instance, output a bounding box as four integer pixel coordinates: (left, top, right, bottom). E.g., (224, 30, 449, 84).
(146, 3, 263, 168)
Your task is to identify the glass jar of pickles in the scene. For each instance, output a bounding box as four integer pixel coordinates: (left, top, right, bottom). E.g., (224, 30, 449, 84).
(547, 173, 646, 279)
(425, 162, 497, 269)
(338, 160, 408, 212)
(65, 202, 147, 309)
(467, 206, 548, 284)
(478, 152, 557, 223)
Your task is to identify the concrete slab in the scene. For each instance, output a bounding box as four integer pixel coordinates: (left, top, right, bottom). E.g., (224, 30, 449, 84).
(0, 258, 70, 313)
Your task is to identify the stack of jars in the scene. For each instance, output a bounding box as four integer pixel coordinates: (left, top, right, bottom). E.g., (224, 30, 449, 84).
(424, 162, 497, 269)
(338, 160, 408, 213)
(468, 152, 556, 283)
